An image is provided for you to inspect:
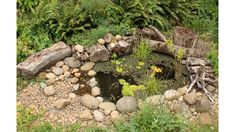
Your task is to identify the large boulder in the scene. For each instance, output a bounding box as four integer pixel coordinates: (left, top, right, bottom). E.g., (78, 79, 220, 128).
(80, 94, 100, 109)
(89, 45, 110, 62)
(17, 42, 72, 76)
(195, 96, 211, 113)
(116, 96, 137, 113)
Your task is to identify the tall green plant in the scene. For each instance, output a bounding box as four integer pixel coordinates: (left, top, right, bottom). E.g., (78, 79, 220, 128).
(134, 39, 152, 61)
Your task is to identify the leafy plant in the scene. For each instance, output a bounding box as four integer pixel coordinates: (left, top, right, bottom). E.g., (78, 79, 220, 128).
(176, 48, 185, 62)
(134, 39, 152, 61)
(119, 79, 145, 96)
(144, 78, 162, 95)
(208, 43, 218, 76)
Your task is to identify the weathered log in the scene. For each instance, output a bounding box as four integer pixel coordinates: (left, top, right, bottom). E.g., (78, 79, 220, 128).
(89, 44, 110, 62)
(17, 41, 72, 77)
(148, 25, 167, 42)
(112, 40, 134, 56)
(73, 52, 90, 61)
(173, 27, 198, 48)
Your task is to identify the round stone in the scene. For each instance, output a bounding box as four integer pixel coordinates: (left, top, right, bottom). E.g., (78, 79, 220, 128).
(164, 89, 179, 101)
(68, 93, 77, 99)
(195, 96, 211, 113)
(91, 87, 101, 96)
(79, 109, 93, 121)
(80, 94, 100, 109)
(58, 75, 65, 81)
(54, 99, 71, 109)
(64, 71, 71, 78)
(96, 97, 104, 103)
(40, 82, 47, 89)
(45, 78, 55, 85)
(99, 102, 116, 112)
(73, 84, 80, 91)
(74, 44, 84, 52)
(56, 61, 64, 67)
(110, 111, 119, 120)
(62, 65, 70, 72)
(70, 77, 79, 84)
(94, 110, 105, 122)
(88, 70, 97, 77)
(98, 38, 105, 45)
(46, 73, 56, 79)
(44, 86, 55, 96)
(71, 69, 79, 74)
(64, 57, 81, 68)
(177, 85, 188, 97)
(89, 77, 98, 87)
(52, 67, 63, 76)
(115, 35, 122, 41)
(80, 62, 95, 72)
(116, 96, 137, 113)
(184, 90, 198, 105)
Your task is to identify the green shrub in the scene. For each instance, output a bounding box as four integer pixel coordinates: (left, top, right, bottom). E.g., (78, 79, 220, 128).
(134, 39, 152, 61)
(114, 104, 187, 132)
(144, 78, 162, 95)
(208, 43, 218, 76)
(119, 79, 145, 96)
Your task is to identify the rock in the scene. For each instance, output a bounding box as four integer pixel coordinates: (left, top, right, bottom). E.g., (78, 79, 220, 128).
(110, 111, 119, 120)
(98, 38, 105, 45)
(52, 67, 63, 76)
(71, 69, 79, 74)
(68, 93, 77, 99)
(94, 110, 105, 122)
(80, 62, 95, 72)
(58, 75, 65, 81)
(115, 35, 122, 41)
(46, 73, 56, 79)
(164, 89, 179, 101)
(17, 42, 72, 76)
(145, 95, 165, 105)
(88, 70, 97, 77)
(195, 96, 211, 113)
(73, 84, 80, 91)
(74, 44, 84, 52)
(184, 90, 198, 105)
(116, 96, 137, 113)
(89, 45, 110, 62)
(70, 77, 79, 84)
(89, 77, 98, 87)
(169, 103, 183, 113)
(97, 122, 106, 128)
(62, 65, 70, 72)
(44, 86, 55, 96)
(40, 82, 47, 89)
(177, 85, 188, 96)
(74, 73, 81, 78)
(54, 99, 71, 109)
(198, 113, 213, 125)
(104, 110, 111, 115)
(80, 94, 100, 109)
(179, 96, 184, 101)
(55, 61, 64, 67)
(96, 97, 104, 103)
(64, 71, 71, 78)
(45, 78, 55, 85)
(137, 99, 145, 110)
(91, 87, 101, 96)
(79, 109, 93, 121)
(64, 57, 81, 68)
(104, 33, 114, 43)
(206, 85, 216, 92)
(99, 102, 116, 112)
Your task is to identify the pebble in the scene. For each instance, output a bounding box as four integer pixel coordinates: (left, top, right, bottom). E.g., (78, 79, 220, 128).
(99, 102, 116, 112)
(58, 75, 65, 81)
(80, 94, 100, 109)
(184, 90, 198, 105)
(88, 70, 97, 77)
(164, 89, 179, 101)
(45, 78, 56, 85)
(62, 65, 70, 72)
(115, 35, 122, 41)
(74, 44, 84, 52)
(71, 69, 79, 74)
(64, 57, 81, 68)
(68, 93, 77, 99)
(64, 71, 71, 78)
(54, 99, 71, 109)
(177, 85, 188, 96)
(56, 61, 64, 67)
(73, 84, 80, 91)
(46, 73, 56, 79)
(98, 38, 105, 45)
(80, 62, 95, 72)
(79, 109, 93, 121)
(40, 82, 47, 89)
(91, 87, 101, 96)
(145, 95, 165, 105)
(96, 97, 104, 103)
(110, 111, 119, 120)
(70, 77, 79, 84)
(89, 77, 98, 87)
(74, 73, 81, 78)
(44, 86, 55, 96)
(94, 110, 106, 122)
(52, 67, 63, 76)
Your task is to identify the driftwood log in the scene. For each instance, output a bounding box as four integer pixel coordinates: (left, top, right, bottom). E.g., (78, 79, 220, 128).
(17, 41, 72, 77)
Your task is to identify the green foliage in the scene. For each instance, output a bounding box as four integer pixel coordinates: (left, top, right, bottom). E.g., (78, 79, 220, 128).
(208, 43, 218, 76)
(114, 104, 187, 132)
(176, 48, 185, 62)
(134, 39, 152, 61)
(144, 78, 162, 95)
(119, 79, 145, 96)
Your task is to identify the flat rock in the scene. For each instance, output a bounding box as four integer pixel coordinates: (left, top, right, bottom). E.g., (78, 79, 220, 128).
(64, 57, 81, 68)
(91, 87, 101, 96)
(74, 44, 84, 52)
(52, 67, 63, 76)
(89, 45, 110, 62)
(89, 77, 98, 87)
(79, 109, 93, 121)
(46, 73, 56, 79)
(145, 95, 165, 105)
(195, 96, 211, 113)
(45, 78, 55, 86)
(54, 99, 71, 109)
(80, 94, 100, 109)
(44, 86, 55, 96)
(94, 110, 105, 122)
(164, 89, 179, 101)
(99, 102, 116, 112)
(88, 70, 97, 77)
(55, 61, 64, 67)
(116, 96, 137, 113)
(184, 90, 198, 105)
(80, 62, 95, 72)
